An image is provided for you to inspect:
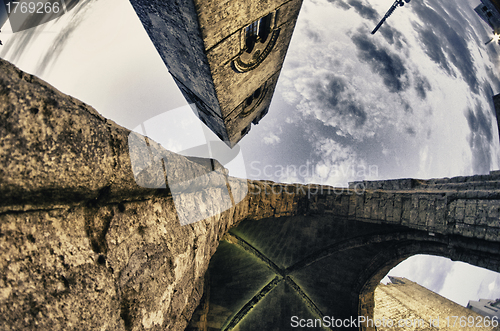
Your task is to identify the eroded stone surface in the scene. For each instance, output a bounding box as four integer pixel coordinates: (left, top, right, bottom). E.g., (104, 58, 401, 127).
(374, 277, 495, 331)
(0, 58, 250, 331)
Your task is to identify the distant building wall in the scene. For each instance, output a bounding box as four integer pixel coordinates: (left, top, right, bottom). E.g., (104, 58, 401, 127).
(374, 277, 497, 330)
(468, 298, 500, 318)
(475, 0, 500, 34)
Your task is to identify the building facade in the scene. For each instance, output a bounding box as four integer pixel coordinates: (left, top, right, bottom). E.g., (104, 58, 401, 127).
(475, 0, 500, 35)
(375, 277, 497, 330)
(468, 298, 500, 319)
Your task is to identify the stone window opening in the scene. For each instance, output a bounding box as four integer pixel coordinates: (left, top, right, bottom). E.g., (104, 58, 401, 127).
(233, 12, 279, 73)
(245, 87, 262, 107)
(240, 84, 268, 119)
(252, 106, 268, 125)
(245, 95, 253, 106)
(237, 85, 269, 139)
(244, 14, 272, 54)
(241, 125, 251, 137)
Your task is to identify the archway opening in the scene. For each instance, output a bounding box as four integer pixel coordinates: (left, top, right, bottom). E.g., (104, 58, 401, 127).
(382, 255, 500, 306)
(371, 255, 500, 330)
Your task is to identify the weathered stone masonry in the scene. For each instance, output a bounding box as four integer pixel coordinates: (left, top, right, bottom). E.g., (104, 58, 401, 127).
(186, 176, 500, 330)
(1, 57, 500, 331)
(374, 277, 494, 331)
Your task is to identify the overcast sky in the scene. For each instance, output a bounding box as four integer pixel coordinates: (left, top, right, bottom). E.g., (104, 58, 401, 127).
(1, 0, 499, 307)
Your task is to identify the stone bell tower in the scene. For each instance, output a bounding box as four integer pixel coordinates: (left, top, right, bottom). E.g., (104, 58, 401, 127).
(129, 0, 303, 147)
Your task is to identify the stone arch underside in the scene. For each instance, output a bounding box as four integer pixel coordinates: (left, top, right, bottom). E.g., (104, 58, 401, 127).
(187, 214, 500, 331)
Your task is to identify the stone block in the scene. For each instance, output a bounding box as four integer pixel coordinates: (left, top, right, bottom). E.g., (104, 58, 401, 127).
(455, 205, 465, 223)
(371, 193, 383, 220)
(485, 227, 500, 242)
(434, 197, 446, 227)
(364, 193, 374, 219)
(340, 195, 350, 217)
(477, 201, 489, 226)
(425, 198, 437, 230)
(325, 195, 335, 211)
(393, 196, 402, 224)
(401, 197, 411, 225)
(356, 194, 365, 219)
(487, 216, 500, 228)
(476, 190, 491, 199)
(447, 201, 456, 221)
(385, 194, 394, 222)
(464, 216, 476, 225)
(333, 194, 343, 215)
(409, 196, 419, 226)
(418, 197, 428, 226)
(474, 227, 486, 240)
(307, 196, 319, 213)
(348, 194, 357, 218)
(465, 190, 479, 199)
(276, 192, 296, 217)
(454, 223, 475, 238)
(465, 200, 477, 218)
(488, 200, 500, 219)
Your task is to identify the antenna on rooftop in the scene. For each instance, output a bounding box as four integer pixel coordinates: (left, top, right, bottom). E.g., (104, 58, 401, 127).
(372, 0, 411, 34)
(485, 33, 500, 45)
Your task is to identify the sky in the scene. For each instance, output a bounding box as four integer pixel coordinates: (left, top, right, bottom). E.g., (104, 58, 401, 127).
(241, 0, 500, 186)
(383, 254, 500, 306)
(1, 0, 500, 307)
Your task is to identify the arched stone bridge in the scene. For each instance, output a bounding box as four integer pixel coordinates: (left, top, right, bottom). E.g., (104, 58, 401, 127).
(187, 175, 500, 330)
(1, 58, 499, 331)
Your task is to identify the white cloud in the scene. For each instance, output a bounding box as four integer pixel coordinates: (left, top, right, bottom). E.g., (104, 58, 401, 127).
(385, 255, 455, 292)
(279, 0, 500, 181)
(0, 0, 187, 131)
(277, 166, 300, 184)
(386, 255, 500, 306)
(263, 132, 281, 145)
(307, 138, 374, 186)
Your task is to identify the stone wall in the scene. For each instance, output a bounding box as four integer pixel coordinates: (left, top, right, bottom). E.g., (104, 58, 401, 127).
(374, 277, 498, 330)
(0, 58, 306, 331)
(0, 57, 239, 331)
